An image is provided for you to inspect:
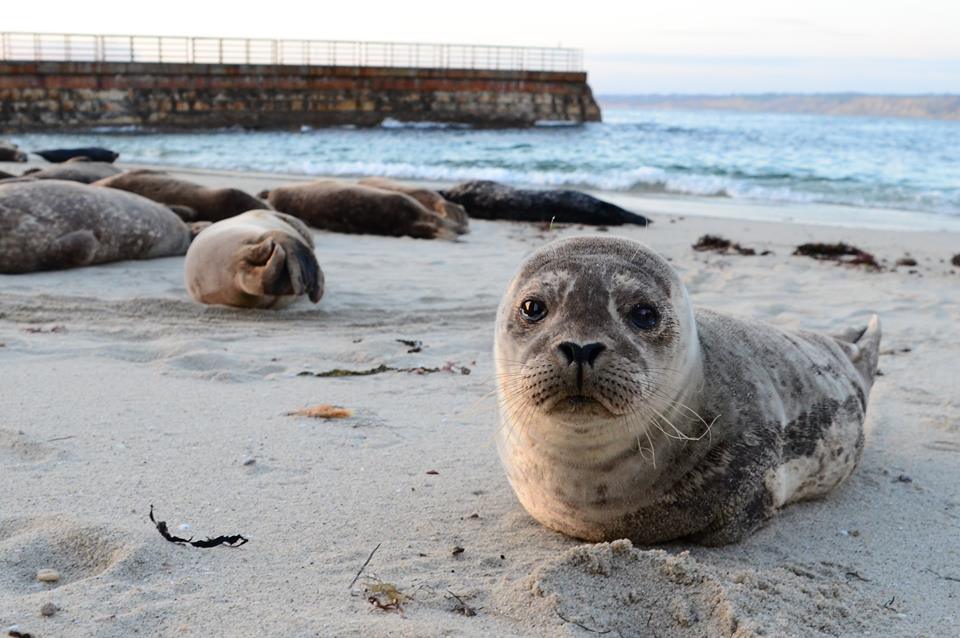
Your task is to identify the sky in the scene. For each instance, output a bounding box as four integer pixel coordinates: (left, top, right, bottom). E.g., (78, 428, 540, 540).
(4, 0, 960, 94)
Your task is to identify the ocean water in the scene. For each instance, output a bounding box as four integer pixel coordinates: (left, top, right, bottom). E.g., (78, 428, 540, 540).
(10, 109, 960, 228)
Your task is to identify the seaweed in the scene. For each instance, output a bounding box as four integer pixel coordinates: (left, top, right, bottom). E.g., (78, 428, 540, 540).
(794, 242, 881, 270)
(692, 234, 758, 256)
(149, 505, 249, 548)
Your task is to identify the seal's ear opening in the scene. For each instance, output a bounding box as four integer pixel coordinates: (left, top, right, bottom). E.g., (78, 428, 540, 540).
(257, 189, 271, 199)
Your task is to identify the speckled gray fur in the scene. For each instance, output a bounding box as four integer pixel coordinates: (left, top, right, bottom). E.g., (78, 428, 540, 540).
(0, 180, 192, 273)
(495, 236, 880, 545)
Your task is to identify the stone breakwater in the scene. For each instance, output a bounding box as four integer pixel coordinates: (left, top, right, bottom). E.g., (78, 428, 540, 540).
(0, 61, 601, 130)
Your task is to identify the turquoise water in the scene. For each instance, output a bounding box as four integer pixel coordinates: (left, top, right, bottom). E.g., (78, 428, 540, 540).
(10, 109, 960, 226)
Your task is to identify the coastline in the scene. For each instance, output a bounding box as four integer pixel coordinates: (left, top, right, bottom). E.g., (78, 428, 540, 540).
(1, 164, 959, 636)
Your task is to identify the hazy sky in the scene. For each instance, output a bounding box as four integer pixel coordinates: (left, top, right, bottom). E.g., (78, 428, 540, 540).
(5, 0, 959, 93)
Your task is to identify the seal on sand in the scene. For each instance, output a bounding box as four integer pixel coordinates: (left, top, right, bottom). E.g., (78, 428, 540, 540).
(94, 170, 265, 222)
(0, 180, 192, 274)
(441, 180, 651, 226)
(35, 147, 119, 163)
(259, 179, 461, 240)
(0, 140, 28, 163)
(358, 177, 469, 232)
(19, 158, 123, 184)
(184, 210, 323, 309)
(494, 236, 880, 545)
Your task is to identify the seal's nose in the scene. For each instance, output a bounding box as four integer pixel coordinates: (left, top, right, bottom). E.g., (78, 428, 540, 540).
(557, 341, 607, 367)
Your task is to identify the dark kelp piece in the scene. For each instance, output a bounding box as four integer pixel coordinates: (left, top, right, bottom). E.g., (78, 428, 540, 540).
(149, 505, 249, 548)
(692, 234, 757, 256)
(794, 242, 881, 270)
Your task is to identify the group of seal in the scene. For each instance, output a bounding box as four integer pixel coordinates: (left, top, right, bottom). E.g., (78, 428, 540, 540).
(494, 236, 880, 545)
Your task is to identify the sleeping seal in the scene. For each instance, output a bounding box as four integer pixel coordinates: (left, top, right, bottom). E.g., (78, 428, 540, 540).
(0, 180, 192, 273)
(19, 158, 123, 184)
(94, 170, 266, 222)
(494, 236, 880, 545)
(441, 180, 651, 226)
(358, 177, 470, 232)
(259, 179, 461, 240)
(184, 210, 322, 309)
(0, 140, 28, 163)
(35, 147, 119, 163)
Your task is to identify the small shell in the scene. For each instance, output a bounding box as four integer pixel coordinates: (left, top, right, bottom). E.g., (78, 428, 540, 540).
(36, 568, 60, 583)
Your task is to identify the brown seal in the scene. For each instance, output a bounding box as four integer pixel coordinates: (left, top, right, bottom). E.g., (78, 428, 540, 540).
(20, 158, 123, 184)
(495, 236, 880, 545)
(358, 177, 469, 231)
(0, 180, 192, 273)
(94, 170, 266, 222)
(259, 179, 461, 240)
(184, 210, 323, 309)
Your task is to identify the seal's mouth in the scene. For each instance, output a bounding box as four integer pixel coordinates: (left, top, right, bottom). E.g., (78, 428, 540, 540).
(547, 393, 616, 416)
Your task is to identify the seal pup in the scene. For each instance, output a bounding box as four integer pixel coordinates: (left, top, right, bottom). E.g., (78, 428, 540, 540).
(35, 147, 119, 163)
(357, 177, 470, 232)
(494, 236, 880, 545)
(184, 210, 323, 309)
(20, 158, 123, 184)
(0, 180, 192, 273)
(94, 170, 265, 222)
(441, 180, 651, 226)
(259, 179, 461, 240)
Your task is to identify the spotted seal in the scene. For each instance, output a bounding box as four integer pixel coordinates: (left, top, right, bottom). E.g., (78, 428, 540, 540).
(0, 180, 192, 273)
(494, 236, 880, 545)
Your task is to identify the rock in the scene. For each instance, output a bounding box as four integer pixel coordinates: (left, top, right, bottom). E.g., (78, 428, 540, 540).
(0, 140, 28, 162)
(40, 602, 58, 616)
(36, 568, 60, 582)
(439, 180, 651, 226)
(952, 254, 960, 268)
(895, 257, 918, 267)
(35, 147, 119, 163)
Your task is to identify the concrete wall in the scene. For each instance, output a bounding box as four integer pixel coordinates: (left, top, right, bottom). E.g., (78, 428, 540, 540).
(0, 61, 601, 130)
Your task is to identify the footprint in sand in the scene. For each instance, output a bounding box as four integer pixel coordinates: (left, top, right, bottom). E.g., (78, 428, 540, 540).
(502, 540, 884, 638)
(0, 429, 63, 466)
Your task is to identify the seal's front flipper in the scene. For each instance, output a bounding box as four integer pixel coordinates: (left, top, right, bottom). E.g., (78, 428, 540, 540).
(46, 230, 99, 269)
(833, 314, 881, 388)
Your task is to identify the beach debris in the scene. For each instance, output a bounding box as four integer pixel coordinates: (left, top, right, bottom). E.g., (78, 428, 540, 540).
(148, 505, 249, 548)
(895, 474, 912, 483)
(287, 404, 353, 419)
(397, 339, 423, 353)
(922, 567, 960, 583)
(844, 570, 870, 582)
(895, 256, 918, 267)
(793, 242, 881, 270)
(446, 590, 477, 617)
(8, 629, 33, 638)
(348, 543, 382, 590)
(366, 581, 410, 613)
(452, 546, 465, 556)
(692, 234, 758, 256)
(39, 602, 58, 617)
(298, 361, 473, 377)
(242, 457, 256, 466)
(952, 254, 960, 268)
(426, 469, 439, 475)
(21, 324, 65, 334)
(555, 607, 612, 634)
(36, 569, 60, 583)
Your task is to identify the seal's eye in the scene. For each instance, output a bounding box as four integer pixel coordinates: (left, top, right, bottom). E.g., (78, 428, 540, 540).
(519, 298, 547, 322)
(629, 304, 660, 330)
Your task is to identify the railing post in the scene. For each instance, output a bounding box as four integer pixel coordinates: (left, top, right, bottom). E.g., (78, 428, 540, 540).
(218, 38, 223, 64)
(128, 35, 134, 62)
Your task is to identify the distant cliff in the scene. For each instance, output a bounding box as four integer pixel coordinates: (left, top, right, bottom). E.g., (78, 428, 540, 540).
(599, 94, 960, 121)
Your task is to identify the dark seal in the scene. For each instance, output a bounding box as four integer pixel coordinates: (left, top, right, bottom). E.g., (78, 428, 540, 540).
(35, 147, 120, 163)
(440, 180, 651, 226)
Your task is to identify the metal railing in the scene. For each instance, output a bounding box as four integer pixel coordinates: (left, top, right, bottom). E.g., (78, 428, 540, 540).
(0, 32, 583, 72)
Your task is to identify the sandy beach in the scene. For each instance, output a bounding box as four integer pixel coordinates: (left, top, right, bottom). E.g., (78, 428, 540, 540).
(1, 164, 959, 637)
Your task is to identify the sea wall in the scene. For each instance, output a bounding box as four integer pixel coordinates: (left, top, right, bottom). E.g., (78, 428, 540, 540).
(0, 61, 601, 130)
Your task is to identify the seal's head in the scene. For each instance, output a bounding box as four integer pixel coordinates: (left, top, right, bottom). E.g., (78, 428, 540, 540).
(495, 236, 700, 427)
